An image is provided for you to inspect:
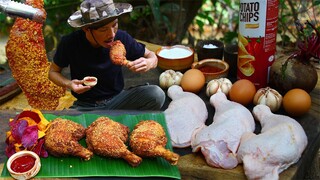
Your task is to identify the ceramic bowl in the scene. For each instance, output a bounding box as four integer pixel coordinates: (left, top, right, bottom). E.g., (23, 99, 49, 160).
(196, 40, 224, 61)
(83, 76, 98, 86)
(7, 151, 41, 180)
(156, 45, 194, 71)
(191, 59, 229, 82)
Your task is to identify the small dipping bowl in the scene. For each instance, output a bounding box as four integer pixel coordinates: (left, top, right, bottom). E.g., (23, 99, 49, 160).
(7, 151, 41, 180)
(196, 40, 224, 61)
(83, 76, 98, 86)
(192, 59, 229, 82)
(156, 45, 194, 71)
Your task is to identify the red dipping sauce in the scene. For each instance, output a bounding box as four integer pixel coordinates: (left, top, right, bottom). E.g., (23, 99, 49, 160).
(198, 66, 223, 73)
(85, 78, 96, 82)
(10, 155, 36, 173)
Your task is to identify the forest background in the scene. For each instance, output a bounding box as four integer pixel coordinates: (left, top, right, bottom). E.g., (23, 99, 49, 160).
(0, 0, 319, 53)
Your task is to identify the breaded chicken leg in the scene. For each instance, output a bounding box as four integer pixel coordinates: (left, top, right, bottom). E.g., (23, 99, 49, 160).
(44, 118, 93, 160)
(130, 120, 179, 165)
(109, 40, 129, 66)
(86, 117, 142, 167)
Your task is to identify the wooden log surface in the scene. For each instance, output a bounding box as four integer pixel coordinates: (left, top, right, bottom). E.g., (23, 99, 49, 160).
(0, 40, 319, 179)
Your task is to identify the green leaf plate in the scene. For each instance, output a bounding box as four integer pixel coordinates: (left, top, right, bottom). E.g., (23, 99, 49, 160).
(1, 112, 181, 179)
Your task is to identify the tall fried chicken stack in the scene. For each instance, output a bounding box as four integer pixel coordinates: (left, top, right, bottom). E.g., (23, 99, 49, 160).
(86, 117, 142, 167)
(5, 0, 65, 110)
(44, 118, 93, 160)
(130, 120, 180, 165)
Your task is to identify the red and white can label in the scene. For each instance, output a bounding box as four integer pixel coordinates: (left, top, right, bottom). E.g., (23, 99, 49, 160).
(237, 0, 279, 89)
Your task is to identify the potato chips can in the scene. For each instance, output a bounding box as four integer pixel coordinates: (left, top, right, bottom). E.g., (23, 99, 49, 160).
(237, 0, 279, 89)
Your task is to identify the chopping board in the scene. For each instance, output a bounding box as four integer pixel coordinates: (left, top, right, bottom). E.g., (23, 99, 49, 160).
(177, 153, 298, 180)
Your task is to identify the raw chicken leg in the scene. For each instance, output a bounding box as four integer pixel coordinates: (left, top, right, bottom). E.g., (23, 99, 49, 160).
(164, 85, 208, 148)
(237, 104, 308, 180)
(191, 92, 255, 169)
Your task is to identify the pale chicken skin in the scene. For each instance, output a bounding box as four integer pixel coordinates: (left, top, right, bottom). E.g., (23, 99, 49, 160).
(44, 118, 93, 160)
(109, 40, 129, 66)
(86, 117, 142, 167)
(129, 120, 179, 165)
(191, 92, 255, 169)
(164, 85, 207, 148)
(237, 104, 308, 180)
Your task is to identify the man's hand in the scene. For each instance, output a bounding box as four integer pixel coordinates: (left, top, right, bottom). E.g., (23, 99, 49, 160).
(127, 48, 157, 72)
(127, 58, 153, 72)
(69, 79, 91, 94)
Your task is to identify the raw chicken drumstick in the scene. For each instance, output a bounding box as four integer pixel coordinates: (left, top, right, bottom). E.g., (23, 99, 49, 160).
(129, 120, 180, 165)
(44, 118, 93, 160)
(164, 85, 207, 148)
(109, 40, 130, 66)
(86, 117, 142, 167)
(191, 92, 255, 169)
(237, 104, 308, 180)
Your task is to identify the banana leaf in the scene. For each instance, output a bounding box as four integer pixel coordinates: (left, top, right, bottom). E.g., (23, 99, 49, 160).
(1, 112, 181, 179)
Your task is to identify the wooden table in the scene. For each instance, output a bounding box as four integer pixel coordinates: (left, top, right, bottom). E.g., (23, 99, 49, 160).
(143, 41, 320, 180)
(0, 40, 319, 179)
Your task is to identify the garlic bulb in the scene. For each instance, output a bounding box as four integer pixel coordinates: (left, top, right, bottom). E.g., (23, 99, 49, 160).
(159, 69, 183, 89)
(253, 87, 283, 112)
(206, 78, 232, 97)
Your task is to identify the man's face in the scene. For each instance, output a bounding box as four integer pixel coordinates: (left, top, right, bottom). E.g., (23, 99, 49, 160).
(87, 19, 119, 48)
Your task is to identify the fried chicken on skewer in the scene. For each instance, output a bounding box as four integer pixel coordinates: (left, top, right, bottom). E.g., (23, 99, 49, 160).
(44, 118, 93, 161)
(86, 117, 142, 167)
(6, 0, 65, 110)
(129, 120, 180, 165)
(109, 40, 130, 66)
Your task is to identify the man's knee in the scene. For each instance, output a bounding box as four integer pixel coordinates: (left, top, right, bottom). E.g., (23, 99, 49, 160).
(145, 85, 166, 109)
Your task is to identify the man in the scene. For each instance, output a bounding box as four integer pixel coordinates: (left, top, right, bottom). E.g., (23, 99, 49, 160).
(49, 0, 165, 111)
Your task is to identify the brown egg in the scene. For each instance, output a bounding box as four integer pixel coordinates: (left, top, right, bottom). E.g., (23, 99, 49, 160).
(229, 79, 256, 106)
(180, 69, 205, 93)
(282, 88, 311, 116)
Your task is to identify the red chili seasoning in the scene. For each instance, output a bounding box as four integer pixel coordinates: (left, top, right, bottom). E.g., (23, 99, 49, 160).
(10, 155, 36, 173)
(198, 66, 223, 73)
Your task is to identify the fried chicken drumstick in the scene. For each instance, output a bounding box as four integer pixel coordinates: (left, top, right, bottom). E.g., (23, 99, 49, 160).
(86, 117, 142, 167)
(129, 120, 180, 165)
(44, 118, 93, 160)
(109, 40, 130, 66)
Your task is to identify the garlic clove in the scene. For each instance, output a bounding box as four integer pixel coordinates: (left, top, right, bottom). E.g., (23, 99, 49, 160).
(206, 78, 232, 97)
(206, 80, 220, 97)
(159, 69, 183, 89)
(253, 87, 282, 112)
(174, 72, 183, 85)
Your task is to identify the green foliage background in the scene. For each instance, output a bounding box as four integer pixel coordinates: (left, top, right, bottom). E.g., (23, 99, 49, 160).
(1, 0, 319, 48)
